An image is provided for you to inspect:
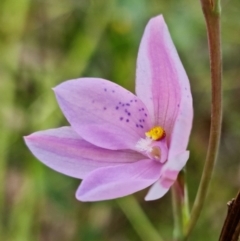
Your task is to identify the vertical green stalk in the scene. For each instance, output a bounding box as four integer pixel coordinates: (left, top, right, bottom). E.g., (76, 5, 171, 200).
(117, 195, 164, 241)
(184, 0, 222, 239)
(171, 170, 190, 241)
(172, 184, 183, 241)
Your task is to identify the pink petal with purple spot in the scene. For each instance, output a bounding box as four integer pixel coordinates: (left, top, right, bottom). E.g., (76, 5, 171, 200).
(54, 78, 152, 150)
(145, 151, 189, 201)
(24, 127, 145, 179)
(76, 159, 162, 201)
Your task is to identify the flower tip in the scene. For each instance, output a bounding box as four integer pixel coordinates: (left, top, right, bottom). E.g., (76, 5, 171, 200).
(23, 133, 40, 146)
(23, 135, 34, 150)
(23, 135, 30, 142)
(52, 84, 65, 98)
(52, 86, 62, 100)
(23, 135, 35, 147)
(144, 195, 152, 201)
(148, 14, 165, 25)
(75, 190, 90, 202)
(144, 191, 160, 201)
(51, 87, 57, 93)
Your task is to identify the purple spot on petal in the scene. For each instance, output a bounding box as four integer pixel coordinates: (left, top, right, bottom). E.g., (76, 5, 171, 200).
(104, 88, 107, 92)
(141, 108, 144, 111)
(140, 125, 143, 128)
(120, 117, 123, 121)
(116, 106, 119, 110)
(145, 113, 147, 117)
(130, 100, 133, 103)
(139, 119, 142, 123)
(126, 103, 130, 106)
(119, 102, 122, 104)
(122, 104, 125, 107)
(128, 113, 131, 116)
(126, 119, 129, 122)
(136, 124, 139, 128)
(135, 100, 137, 102)
(103, 107, 107, 110)
(112, 90, 115, 93)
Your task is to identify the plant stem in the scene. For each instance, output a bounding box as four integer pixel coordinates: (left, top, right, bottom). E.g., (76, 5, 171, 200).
(184, 0, 222, 239)
(181, 171, 190, 232)
(172, 170, 190, 241)
(172, 183, 183, 241)
(117, 195, 164, 241)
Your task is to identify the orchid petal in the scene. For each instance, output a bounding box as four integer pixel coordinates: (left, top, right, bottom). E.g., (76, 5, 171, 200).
(54, 78, 152, 150)
(136, 15, 193, 150)
(145, 151, 189, 201)
(168, 96, 193, 158)
(76, 159, 162, 201)
(24, 127, 145, 179)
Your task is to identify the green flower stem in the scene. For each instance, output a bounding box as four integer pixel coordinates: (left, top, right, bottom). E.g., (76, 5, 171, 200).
(172, 183, 183, 241)
(117, 195, 164, 241)
(184, 0, 222, 239)
(172, 170, 190, 241)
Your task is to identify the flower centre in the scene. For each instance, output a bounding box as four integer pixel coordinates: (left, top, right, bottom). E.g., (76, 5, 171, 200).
(145, 126, 166, 141)
(135, 126, 168, 163)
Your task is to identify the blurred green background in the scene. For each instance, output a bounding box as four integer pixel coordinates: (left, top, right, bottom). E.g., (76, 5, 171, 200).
(0, 0, 239, 240)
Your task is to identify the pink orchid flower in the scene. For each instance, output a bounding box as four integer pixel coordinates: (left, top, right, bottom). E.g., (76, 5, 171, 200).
(24, 15, 193, 202)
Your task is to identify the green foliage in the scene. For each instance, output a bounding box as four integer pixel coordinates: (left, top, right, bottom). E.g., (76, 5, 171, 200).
(0, 0, 240, 240)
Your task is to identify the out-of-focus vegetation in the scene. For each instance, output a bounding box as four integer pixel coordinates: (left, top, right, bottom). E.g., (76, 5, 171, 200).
(0, 0, 239, 240)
